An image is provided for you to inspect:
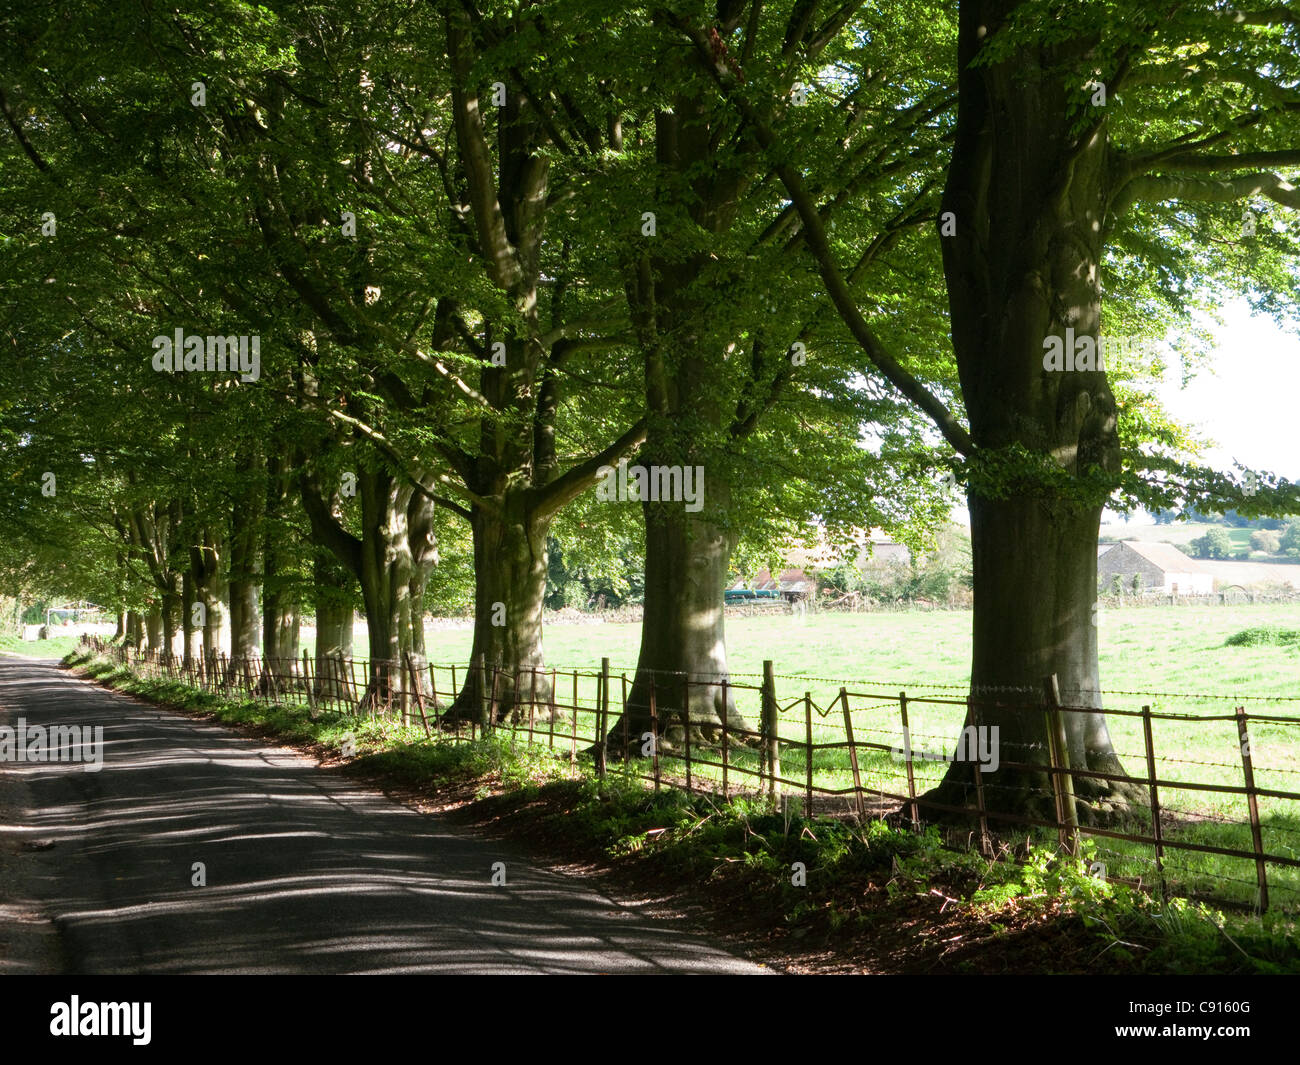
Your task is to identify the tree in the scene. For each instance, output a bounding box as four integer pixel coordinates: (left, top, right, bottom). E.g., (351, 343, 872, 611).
(926, 0, 1300, 815)
(1191, 527, 1234, 559)
(1281, 521, 1300, 557)
(603, 0, 956, 753)
(675, 0, 1300, 819)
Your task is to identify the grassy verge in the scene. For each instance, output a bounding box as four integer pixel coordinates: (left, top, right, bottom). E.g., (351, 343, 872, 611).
(0, 633, 83, 658)
(63, 646, 1300, 975)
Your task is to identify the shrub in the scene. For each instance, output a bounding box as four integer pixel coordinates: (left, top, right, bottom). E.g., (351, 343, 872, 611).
(1251, 529, 1282, 554)
(1225, 627, 1300, 647)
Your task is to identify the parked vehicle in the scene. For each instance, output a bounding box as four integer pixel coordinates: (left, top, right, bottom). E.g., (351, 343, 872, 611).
(724, 588, 781, 603)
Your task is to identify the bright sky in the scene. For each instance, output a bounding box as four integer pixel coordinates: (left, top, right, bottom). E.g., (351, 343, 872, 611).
(951, 298, 1300, 528)
(1112, 298, 1300, 526)
(1158, 299, 1300, 481)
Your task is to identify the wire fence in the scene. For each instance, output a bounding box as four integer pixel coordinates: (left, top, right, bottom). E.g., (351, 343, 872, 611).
(78, 635, 1300, 917)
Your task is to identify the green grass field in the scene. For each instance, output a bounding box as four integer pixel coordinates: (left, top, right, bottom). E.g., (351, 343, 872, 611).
(406, 602, 1300, 703)
(0, 632, 83, 659)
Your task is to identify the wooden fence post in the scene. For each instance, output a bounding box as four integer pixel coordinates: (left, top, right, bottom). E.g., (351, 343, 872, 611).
(840, 687, 866, 822)
(476, 652, 488, 736)
(548, 668, 557, 749)
(761, 660, 780, 797)
(899, 691, 919, 830)
(399, 657, 409, 726)
(1042, 674, 1079, 855)
(570, 669, 578, 766)
(597, 658, 610, 779)
(720, 675, 729, 800)
(303, 651, 315, 716)
(347, 655, 360, 715)
(649, 674, 660, 792)
(406, 653, 432, 739)
(527, 667, 538, 744)
(620, 672, 629, 773)
(488, 663, 501, 731)
(1235, 705, 1269, 913)
(804, 692, 814, 819)
(967, 696, 991, 856)
(1140, 705, 1167, 900)
(682, 693, 692, 794)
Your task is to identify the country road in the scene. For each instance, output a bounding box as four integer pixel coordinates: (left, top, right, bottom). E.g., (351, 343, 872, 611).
(0, 655, 769, 975)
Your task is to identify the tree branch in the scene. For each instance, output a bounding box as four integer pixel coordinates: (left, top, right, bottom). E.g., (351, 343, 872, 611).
(1113, 170, 1299, 218)
(658, 11, 973, 456)
(533, 417, 648, 520)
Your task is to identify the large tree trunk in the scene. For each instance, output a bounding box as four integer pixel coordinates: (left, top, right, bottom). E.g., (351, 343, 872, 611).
(144, 603, 162, 654)
(229, 470, 262, 677)
(261, 451, 300, 686)
(606, 475, 744, 757)
(190, 532, 225, 665)
(600, 97, 755, 757)
(181, 569, 200, 666)
(930, 2, 1139, 822)
(313, 552, 355, 701)
(298, 463, 432, 708)
(228, 533, 261, 681)
(228, 576, 259, 675)
(449, 494, 552, 723)
(405, 490, 437, 699)
(161, 585, 179, 659)
(202, 577, 223, 661)
(948, 494, 1130, 820)
(356, 469, 430, 708)
(276, 608, 300, 665)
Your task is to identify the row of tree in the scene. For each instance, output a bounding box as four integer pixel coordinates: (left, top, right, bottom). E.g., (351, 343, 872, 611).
(3, 0, 1299, 816)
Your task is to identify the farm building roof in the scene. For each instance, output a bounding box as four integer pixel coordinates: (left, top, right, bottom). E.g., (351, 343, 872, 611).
(1101, 540, 1208, 573)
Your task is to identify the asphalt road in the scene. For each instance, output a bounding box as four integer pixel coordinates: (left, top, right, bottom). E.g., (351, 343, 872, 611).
(0, 655, 768, 974)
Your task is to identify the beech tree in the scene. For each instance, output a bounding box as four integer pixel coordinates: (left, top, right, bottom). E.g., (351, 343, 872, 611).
(593, 1, 958, 752)
(676, 0, 1300, 817)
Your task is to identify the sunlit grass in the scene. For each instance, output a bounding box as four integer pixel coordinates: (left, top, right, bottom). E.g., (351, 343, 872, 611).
(0, 633, 83, 658)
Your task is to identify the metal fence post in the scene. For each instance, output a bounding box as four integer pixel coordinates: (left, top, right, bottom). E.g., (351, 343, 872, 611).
(899, 690, 918, 830)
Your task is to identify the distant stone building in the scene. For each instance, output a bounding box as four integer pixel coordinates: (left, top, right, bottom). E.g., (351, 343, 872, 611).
(1097, 541, 1213, 595)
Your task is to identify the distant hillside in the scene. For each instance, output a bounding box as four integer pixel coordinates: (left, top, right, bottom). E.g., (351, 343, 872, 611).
(1099, 522, 1253, 550)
